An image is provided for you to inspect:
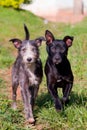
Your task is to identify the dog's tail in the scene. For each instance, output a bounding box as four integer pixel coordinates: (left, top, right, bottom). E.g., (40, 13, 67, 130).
(24, 24, 30, 40)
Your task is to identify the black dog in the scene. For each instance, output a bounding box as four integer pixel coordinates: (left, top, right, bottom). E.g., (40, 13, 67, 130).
(45, 30, 74, 111)
(10, 25, 45, 124)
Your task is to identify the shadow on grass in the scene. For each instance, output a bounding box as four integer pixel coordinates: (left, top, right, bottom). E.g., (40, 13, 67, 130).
(35, 90, 87, 111)
(69, 91, 87, 106)
(36, 92, 53, 109)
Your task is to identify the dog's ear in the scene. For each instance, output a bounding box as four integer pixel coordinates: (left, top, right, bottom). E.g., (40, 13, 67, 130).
(9, 38, 22, 49)
(45, 30, 55, 44)
(24, 24, 30, 40)
(35, 37, 46, 47)
(63, 36, 74, 47)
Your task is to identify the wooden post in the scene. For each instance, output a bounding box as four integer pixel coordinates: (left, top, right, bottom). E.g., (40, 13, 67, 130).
(73, 0, 84, 15)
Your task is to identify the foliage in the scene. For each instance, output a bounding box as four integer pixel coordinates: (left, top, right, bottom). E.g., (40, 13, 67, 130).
(0, 0, 31, 9)
(0, 0, 32, 9)
(24, 0, 32, 4)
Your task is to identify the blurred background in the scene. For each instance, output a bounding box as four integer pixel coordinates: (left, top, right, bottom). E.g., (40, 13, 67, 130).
(20, 0, 87, 23)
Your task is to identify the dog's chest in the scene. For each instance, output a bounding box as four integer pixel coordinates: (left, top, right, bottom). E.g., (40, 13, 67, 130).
(26, 65, 39, 86)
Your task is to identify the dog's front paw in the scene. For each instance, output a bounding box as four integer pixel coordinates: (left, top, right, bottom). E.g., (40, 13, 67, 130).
(55, 101, 62, 111)
(25, 118, 35, 124)
(11, 102, 17, 110)
(62, 97, 69, 105)
(55, 105, 62, 112)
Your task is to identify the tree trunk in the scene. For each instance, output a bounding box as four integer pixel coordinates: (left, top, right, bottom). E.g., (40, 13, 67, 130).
(73, 0, 84, 15)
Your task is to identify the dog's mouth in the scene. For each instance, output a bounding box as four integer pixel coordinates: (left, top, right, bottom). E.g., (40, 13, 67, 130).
(53, 56, 62, 65)
(55, 62, 59, 65)
(53, 59, 62, 65)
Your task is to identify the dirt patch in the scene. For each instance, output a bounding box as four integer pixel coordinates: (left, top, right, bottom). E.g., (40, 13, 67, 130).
(0, 68, 21, 100)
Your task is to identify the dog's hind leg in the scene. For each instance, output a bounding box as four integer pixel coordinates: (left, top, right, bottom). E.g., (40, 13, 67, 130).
(12, 71, 19, 110)
(12, 82, 19, 110)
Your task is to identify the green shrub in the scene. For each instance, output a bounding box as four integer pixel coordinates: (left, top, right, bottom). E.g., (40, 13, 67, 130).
(0, 0, 24, 9)
(24, 0, 32, 4)
(0, 0, 32, 9)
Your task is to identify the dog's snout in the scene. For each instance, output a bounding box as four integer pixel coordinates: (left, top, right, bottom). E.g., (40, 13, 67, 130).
(55, 55, 61, 61)
(53, 55, 61, 64)
(27, 58, 32, 62)
(55, 57, 60, 61)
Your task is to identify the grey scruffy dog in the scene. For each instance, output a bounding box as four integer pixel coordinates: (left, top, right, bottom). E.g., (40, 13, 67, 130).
(10, 25, 45, 124)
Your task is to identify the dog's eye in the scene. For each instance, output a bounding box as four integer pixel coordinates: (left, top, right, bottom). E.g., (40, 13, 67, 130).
(51, 47, 56, 52)
(61, 48, 65, 52)
(32, 48, 36, 52)
(21, 48, 26, 52)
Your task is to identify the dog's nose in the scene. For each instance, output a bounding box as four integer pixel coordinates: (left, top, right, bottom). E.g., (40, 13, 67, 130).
(54, 56, 61, 64)
(55, 57, 60, 61)
(27, 58, 32, 62)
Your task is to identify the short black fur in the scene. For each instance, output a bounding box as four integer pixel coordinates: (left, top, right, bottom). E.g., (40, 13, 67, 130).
(45, 30, 74, 111)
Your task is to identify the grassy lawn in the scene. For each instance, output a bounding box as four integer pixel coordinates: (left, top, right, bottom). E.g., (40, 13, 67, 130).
(0, 6, 87, 130)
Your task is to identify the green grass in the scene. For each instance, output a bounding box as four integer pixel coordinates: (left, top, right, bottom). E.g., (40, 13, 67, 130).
(0, 6, 87, 130)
